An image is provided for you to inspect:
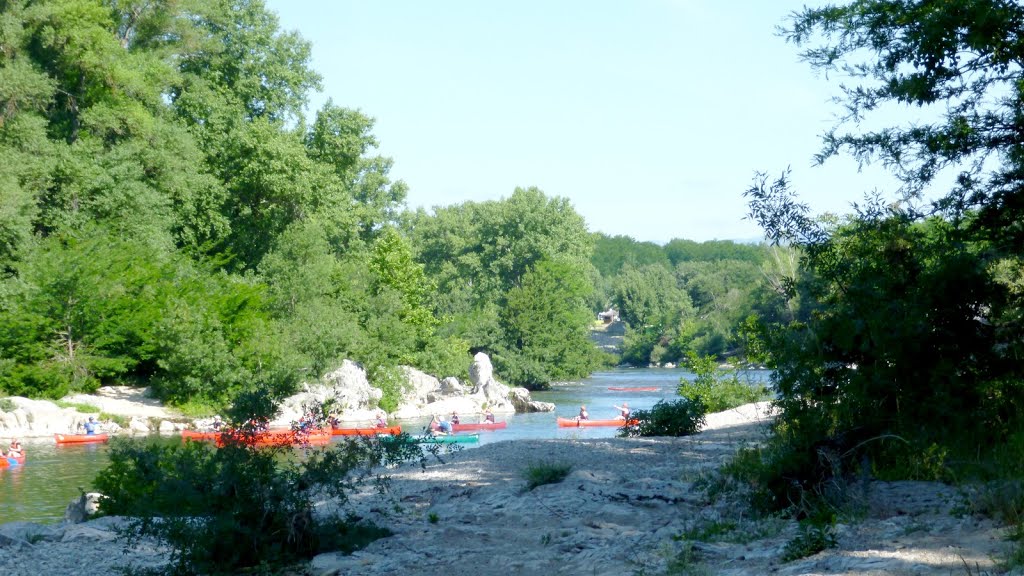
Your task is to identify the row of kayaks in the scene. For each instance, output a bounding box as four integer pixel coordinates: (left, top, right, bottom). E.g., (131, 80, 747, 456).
(43, 416, 635, 449)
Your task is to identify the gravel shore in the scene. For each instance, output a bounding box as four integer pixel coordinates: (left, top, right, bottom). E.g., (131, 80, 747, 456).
(0, 401, 1013, 576)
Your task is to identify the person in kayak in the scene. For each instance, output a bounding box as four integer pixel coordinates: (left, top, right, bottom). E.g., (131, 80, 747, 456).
(481, 407, 495, 423)
(613, 403, 631, 420)
(450, 411, 460, 425)
(429, 414, 453, 435)
(374, 411, 388, 428)
(577, 405, 590, 421)
(83, 416, 99, 435)
(6, 438, 22, 458)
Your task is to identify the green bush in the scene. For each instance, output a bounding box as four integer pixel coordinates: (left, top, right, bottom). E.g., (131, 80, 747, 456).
(93, 392, 425, 576)
(619, 398, 707, 438)
(781, 523, 837, 562)
(679, 352, 770, 413)
(523, 462, 572, 490)
(0, 398, 14, 412)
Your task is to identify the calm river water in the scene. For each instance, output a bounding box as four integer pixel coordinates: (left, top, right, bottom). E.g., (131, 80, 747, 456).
(0, 367, 769, 525)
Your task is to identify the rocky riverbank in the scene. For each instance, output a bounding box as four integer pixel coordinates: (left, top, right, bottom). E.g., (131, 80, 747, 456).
(0, 353, 553, 439)
(0, 402, 1014, 576)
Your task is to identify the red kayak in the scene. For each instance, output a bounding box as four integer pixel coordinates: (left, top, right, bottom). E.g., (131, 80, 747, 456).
(608, 386, 659, 392)
(55, 433, 110, 444)
(181, 429, 220, 442)
(331, 425, 402, 436)
(431, 421, 507, 432)
(556, 417, 638, 428)
(0, 452, 26, 468)
(215, 428, 332, 447)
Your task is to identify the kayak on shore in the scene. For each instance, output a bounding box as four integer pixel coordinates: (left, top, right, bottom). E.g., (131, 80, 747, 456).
(430, 421, 507, 432)
(331, 425, 402, 436)
(607, 386, 659, 392)
(556, 417, 637, 428)
(54, 433, 110, 444)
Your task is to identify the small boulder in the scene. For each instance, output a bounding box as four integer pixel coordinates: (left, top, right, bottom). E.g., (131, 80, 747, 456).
(128, 416, 150, 434)
(509, 387, 556, 412)
(65, 492, 103, 524)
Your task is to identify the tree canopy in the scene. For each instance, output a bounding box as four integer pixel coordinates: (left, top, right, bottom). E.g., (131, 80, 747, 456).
(736, 0, 1024, 512)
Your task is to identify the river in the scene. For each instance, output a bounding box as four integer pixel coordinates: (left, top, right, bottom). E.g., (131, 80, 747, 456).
(0, 367, 770, 524)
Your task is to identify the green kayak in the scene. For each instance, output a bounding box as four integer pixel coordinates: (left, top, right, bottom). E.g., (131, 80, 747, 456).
(413, 433, 479, 444)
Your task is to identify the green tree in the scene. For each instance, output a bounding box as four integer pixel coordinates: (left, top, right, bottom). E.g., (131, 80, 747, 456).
(406, 187, 595, 387)
(612, 263, 693, 365)
(501, 259, 601, 388)
(591, 233, 670, 277)
(727, 0, 1024, 510)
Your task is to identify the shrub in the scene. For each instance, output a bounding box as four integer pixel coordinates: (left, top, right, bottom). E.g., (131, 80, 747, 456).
(93, 391, 426, 576)
(781, 523, 837, 562)
(620, 398, 707, 438)
(523, 462, 572, 490)
(679, 352, 770, 413)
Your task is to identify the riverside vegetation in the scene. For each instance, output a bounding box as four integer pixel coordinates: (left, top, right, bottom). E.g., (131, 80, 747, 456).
(3, 0, 1024, 573)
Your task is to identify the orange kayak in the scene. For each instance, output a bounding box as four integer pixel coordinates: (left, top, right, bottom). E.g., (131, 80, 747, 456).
(0, 452, 26, 467)
(181, 429, 220, 442)
(556, 417, 637, 428)
(331, 425, 402, 436)
(55, 433, 110, 444)
(215, 428, 332, 447)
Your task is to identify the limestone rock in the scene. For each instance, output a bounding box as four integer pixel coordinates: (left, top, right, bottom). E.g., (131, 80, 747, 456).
(158, 420, 177, 433)
(0, 521, 62, 543)
(127, 416, 150, 434)
(468, 352, 493, 389)
(439, 377, 466, 395)
(0, 533, 28, 551)
(64, 493, 103, 524)
(508, 387, 556, 413)
(276, 360, 382, 426)
(401, 366, 443, 404)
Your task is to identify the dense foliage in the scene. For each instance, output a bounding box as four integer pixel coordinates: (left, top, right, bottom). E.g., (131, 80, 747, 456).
(619, 398, 707, 438)
(589, 232, 794, 365)
(677, 352, 770, 414)
(404, 188, 604, 388)
(734, 0, 1024, 514)
(0, 0, 815, 405)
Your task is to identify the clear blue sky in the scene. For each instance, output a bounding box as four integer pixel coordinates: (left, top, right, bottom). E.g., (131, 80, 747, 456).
(266, 0, 903, 244)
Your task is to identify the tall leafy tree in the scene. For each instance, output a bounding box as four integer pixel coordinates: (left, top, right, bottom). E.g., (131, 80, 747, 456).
(501, 259, 601, 387)
(406, 187, 597, 387)
(736, 0, 1024, 507)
